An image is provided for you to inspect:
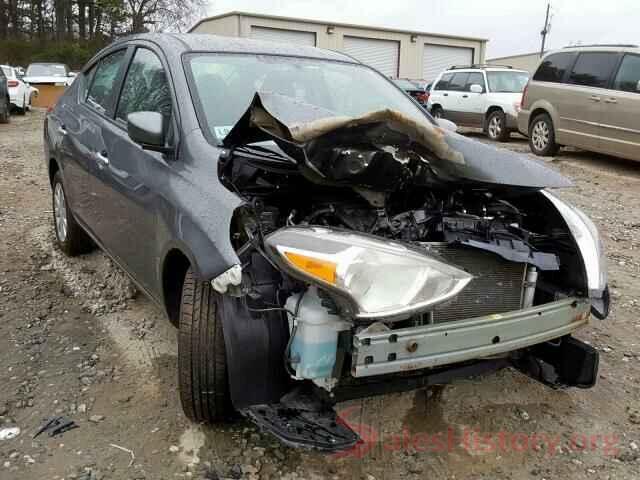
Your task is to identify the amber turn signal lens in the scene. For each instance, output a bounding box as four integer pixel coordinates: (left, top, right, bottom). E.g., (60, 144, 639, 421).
(284, 251, 337, 285)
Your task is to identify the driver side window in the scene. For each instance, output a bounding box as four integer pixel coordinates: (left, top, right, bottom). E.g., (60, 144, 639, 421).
(116, 48, 172, 126)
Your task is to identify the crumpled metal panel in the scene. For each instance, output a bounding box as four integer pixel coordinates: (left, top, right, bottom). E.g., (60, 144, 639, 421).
(223, 91, 572, 190)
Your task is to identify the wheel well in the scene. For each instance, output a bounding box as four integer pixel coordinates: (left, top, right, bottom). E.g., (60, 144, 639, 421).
(48, 158, 59, 186)
(431, 103, 442, 110)
(529, 108, 550, 129)
(485, 106, 504, 119)
(162, 249, 191, 327)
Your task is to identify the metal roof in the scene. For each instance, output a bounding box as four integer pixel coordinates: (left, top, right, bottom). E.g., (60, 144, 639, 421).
(111, 33, 357, 63)
(188, 11, 489, 43)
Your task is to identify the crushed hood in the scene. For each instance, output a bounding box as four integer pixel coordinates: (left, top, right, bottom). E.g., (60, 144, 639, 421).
(223, 92, 571, 190)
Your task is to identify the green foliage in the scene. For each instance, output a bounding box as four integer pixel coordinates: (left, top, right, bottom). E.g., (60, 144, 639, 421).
(0, 39, 109, 69)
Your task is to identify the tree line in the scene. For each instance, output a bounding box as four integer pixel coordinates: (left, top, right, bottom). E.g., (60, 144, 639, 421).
(0, 0, 204, 68)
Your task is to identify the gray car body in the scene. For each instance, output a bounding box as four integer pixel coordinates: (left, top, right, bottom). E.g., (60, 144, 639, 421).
(44, 33, 573, 321)
(44, 35, 585, 411)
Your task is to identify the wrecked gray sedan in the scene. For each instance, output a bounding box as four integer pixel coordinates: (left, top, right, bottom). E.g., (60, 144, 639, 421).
(44, 34, 609, 451)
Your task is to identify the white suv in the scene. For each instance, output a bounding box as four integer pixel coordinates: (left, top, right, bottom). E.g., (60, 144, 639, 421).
(427, 65, 529, 141)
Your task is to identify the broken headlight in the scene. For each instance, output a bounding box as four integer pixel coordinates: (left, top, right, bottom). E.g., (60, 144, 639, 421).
(264, 226, 473, 321)
(542, 191, 608, 317)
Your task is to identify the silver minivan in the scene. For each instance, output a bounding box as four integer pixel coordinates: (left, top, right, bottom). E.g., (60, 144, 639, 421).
(518, 45, 640, 161)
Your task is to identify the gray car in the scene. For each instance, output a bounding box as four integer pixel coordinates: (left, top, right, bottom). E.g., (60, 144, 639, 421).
(519, 45, 640, 160)
(45, 33, 609, 451)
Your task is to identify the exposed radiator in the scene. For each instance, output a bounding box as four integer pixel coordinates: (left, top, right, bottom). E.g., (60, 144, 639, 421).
(420, 243, 527, 323)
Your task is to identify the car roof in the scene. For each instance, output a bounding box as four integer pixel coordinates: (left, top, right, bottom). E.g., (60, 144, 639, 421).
(442, 67, 528, 74)
(558, 45, 640, 55)
(112, 33, 358, 64)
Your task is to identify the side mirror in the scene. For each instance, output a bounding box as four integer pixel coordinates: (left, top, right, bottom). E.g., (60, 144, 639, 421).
(437, 118, 458, 132)
(127, 111, 172, 153)
(469, 84, 483, 94)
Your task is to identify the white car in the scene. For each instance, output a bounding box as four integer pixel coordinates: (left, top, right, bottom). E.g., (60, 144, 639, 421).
(1, 65, 38, 114)
(427, 65, 529, 141)
(23, 62, 74, 86)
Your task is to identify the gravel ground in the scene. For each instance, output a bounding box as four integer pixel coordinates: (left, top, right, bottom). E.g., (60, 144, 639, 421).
(1, 111, 639, 480)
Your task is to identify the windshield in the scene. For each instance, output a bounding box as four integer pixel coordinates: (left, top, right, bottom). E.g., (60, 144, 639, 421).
(26, 63, 68, 77)
(187, 54, 431, 142)
(486, 71, 529, 93)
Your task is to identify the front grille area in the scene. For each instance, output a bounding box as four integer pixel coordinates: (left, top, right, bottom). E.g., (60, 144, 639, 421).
(421, 243, 527, 323)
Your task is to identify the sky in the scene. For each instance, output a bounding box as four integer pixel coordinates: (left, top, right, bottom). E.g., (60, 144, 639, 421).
(200, 0, 640, 58)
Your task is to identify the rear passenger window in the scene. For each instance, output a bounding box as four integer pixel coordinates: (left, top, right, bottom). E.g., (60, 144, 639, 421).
(448, 73, 469, 91)
(465, 72, 485, 92)
(116, 48, 172, 123)
(87, 50, 127, 112)
(568, 53, 619, 88)
(533, 52, 575, 83)
(613, 54, 640, 93)
(434, 73, 453, 90)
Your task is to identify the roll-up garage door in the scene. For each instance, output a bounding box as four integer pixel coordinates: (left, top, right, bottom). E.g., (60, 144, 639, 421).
(423, 44, 473, 81)
(250, 26, 316, 46)
(343, 36, 400, 77)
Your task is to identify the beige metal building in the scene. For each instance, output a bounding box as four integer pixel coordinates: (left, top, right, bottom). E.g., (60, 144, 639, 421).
(487, 51, 548, 74)
(189, 11, 488, 81)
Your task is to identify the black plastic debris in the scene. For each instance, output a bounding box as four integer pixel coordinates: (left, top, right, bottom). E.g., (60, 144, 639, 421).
(34, 416, 79, 438)
(241, 388, 359, 452)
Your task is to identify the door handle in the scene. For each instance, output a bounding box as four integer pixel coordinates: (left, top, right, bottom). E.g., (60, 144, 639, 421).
(590, 95, 601, 102)
(95, 150, 109, 166)
(462, 94, 469, 98)
(604, 98, 618, 104)
(443, 93, 449, 96)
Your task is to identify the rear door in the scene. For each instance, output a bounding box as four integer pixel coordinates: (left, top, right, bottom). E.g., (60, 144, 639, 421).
(443, 72, 470, 123)
(457, 72, 486, 126)
(90, 45, 176, 294)
(559, 52, 620, 151)
(68, 49, 129, 229)
(599, 53, 640, 161)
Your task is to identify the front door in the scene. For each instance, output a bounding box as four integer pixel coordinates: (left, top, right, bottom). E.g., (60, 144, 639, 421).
(89, 46, 175, 295)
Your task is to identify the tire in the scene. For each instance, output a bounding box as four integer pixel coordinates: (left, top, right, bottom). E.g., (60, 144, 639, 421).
(486, 110, 510, 142)
(0, 96, 9, 123)
(16, 95, 26, 115)
(179, 268, 233, 422)
(431, 105, 444, 119)
(529, 113, 559, 157)
(51, 171, 93, 256)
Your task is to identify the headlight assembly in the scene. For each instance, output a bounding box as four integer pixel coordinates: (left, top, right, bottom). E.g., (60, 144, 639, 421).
(264, 226, 473, 321)
(542, 191, 609, 317)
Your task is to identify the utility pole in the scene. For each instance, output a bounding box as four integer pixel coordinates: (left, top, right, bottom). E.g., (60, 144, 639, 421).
(540, 2, 551, 57)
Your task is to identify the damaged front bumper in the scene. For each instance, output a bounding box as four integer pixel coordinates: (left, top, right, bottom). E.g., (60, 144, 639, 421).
(352, 297, 591, 377)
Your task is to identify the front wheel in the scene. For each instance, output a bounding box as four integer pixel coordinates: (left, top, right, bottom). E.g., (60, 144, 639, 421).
(431, 106, 444, 119)
(486, 110, 510, 142)
(529, 113, 559, 156)
(178, 268, 233, 423)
